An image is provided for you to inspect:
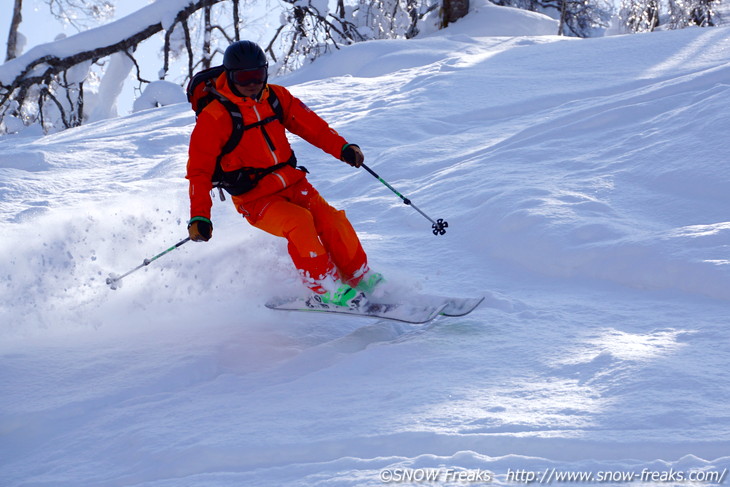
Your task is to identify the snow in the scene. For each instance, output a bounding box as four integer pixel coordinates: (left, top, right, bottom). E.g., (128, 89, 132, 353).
(2, 3, 730, 487)
(132, 81, 188, 113)
(88, 52, 136, 122)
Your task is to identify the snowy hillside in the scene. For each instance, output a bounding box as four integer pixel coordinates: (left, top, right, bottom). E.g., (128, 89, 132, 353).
(2, 3, 730, 486)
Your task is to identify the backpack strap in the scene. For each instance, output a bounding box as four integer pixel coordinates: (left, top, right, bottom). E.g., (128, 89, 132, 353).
(267, 87, 284, 123)
(215, 97, 245, 165)
(209, 84, 284, 166)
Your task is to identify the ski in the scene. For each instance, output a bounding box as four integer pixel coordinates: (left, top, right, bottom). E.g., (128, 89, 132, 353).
(368, 294, 485, 317)
(436, 296, 485, 317)
(265, 296, 447, 324)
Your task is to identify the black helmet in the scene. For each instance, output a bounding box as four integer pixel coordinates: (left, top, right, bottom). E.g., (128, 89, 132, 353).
(223, 40, 268, 72)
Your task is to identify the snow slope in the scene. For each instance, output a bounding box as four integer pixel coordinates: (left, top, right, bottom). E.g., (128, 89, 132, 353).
(2, 3, 730, 486)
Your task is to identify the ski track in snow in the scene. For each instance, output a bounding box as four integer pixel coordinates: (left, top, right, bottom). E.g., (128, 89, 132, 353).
(2, 3, 730, 486)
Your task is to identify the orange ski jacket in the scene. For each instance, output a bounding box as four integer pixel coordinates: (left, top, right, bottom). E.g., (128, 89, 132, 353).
(186, 74, 349, 219)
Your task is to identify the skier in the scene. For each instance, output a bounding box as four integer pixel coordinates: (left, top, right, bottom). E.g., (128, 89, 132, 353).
(185, 40, 382, 308)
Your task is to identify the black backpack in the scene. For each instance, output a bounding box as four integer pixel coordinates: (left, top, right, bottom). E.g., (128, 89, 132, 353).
(186, 65, 301, 199)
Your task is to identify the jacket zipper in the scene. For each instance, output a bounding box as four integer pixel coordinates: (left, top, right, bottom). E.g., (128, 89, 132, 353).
(253, 104, 286, 187)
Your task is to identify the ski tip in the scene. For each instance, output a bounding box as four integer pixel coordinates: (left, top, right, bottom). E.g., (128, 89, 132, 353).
(439, 296, 485, 317)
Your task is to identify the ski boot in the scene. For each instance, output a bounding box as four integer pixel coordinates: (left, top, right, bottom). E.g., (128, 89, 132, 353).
(308, 282, 368, 310)
(355, 271, 385, 295)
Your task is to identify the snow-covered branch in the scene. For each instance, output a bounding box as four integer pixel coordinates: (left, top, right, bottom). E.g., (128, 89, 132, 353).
(0, 0, 226, 133)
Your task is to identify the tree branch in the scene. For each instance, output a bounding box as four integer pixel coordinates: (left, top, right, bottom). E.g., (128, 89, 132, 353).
(2, 0, 227, 127)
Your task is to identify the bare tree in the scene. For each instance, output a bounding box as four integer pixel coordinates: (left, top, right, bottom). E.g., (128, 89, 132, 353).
(689, 0, 720, 25)
(1, 0, 230, 132)
(268, 0, 442, 73)
(492, 0, 541, 9)
(667, 0, 722, 27)
(43, 0, 115, 31)
(619, 0, 659, 32)
(441, 0, 469, 28)
(5, 0, 113, 64)
(494, 0, 613, 37)
(162, 0, 242, 77)
(536, 0, 614, 36)
(267, 0, 366, 72)
(6, 0, 24, 62)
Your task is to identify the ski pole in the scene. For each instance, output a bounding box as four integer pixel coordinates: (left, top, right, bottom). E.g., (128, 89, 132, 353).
(360, 162, 448, 236)
(106, 237, 191, 290)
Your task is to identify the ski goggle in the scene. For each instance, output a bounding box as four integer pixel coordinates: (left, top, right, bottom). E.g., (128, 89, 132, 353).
(228, 67, 267, 86)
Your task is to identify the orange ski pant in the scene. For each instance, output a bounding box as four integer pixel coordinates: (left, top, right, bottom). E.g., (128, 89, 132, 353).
(237, 178, 367, 293)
